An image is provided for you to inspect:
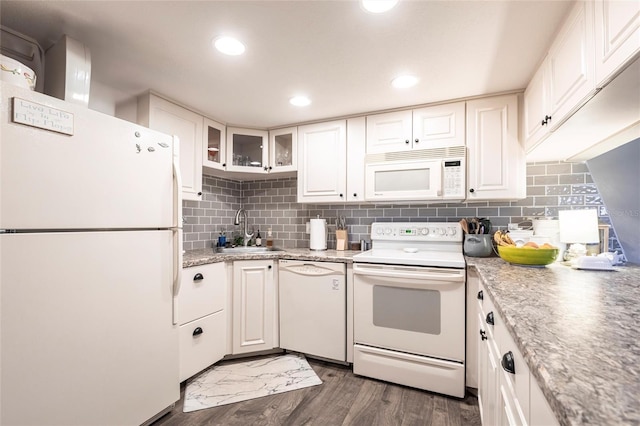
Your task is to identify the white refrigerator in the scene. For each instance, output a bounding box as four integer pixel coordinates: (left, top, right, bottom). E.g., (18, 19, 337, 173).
(0, 82, 183, 425)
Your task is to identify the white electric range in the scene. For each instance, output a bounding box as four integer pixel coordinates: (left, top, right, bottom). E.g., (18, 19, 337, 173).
(352, 222, 466, 398)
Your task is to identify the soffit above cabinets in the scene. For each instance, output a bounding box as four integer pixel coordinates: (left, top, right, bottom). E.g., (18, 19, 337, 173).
(0, 0, 572, 128)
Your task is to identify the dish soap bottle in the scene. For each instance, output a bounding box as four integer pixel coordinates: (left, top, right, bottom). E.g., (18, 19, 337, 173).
(266, 228, 273, 248)
(255, 230, 262, 247)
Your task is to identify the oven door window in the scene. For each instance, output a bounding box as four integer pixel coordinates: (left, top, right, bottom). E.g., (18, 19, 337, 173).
(372, 285, 441, 335)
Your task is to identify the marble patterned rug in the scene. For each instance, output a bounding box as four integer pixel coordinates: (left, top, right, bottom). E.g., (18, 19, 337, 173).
(183, 353, 322, 412)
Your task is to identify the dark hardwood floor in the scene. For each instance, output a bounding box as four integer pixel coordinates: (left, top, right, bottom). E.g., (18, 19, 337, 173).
(154, 358, 481, 426)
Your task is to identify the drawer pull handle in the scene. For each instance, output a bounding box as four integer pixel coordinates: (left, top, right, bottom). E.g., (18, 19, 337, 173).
(193, 327, 203, 337)
(479, 329, 487, 341)
(193, 273, 204, 282)
(477, 290, 483, 300)
(502, 351, 515, 374)
(486, 311, 494, 325)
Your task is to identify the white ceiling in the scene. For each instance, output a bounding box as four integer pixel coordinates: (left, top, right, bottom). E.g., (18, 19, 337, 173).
(1, 0, 573, 129)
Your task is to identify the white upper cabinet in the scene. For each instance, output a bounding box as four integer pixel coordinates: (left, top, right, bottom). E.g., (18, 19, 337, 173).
(297, 120, 347, 203)
(524, 1, 598, 151)
(137, 92, 203, 201)
(346, 117, 366, 203)
(268, 127, 297, 174)
(523, 61, 550, 151)
(225, 127, 269, 173)
(366, 110, 413, 153)
(412, 102, 466, 149)
(594, 0, 640, 87)
(545, 0, 596, 131)
(366, 102, 465, 154)
(466, 94, 525, 201)
(202, 118, 226, 173)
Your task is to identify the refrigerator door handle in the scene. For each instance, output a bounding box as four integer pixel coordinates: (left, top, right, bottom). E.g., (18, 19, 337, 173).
(172, 136, 183, 325)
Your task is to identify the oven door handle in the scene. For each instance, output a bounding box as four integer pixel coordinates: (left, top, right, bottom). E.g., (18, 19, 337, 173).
(353, 264, 465, 282)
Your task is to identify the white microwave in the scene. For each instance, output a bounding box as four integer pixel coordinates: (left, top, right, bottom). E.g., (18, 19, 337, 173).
(364, 146, 466, 202)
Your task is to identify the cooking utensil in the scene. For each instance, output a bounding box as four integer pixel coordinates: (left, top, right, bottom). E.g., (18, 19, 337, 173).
(459, 219, 469, 234)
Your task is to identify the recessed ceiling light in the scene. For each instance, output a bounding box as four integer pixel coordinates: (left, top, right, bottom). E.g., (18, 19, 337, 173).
(213, 36, 245, 56)
(391, 75, 418, 89)
(361, 0, 399, 14)
(290, 96, 311, 107)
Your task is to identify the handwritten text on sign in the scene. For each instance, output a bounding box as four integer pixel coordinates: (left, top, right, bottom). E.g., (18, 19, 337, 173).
(12, 97, 74, 135)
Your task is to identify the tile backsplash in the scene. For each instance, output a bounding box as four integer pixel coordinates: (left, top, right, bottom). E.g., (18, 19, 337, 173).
(182, 161, 621, 252)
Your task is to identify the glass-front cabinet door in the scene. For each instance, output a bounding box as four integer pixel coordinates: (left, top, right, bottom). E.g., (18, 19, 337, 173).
(269, 127, 297, 173)
(226, 127, 268, 173)
(203, 118, 226, 172)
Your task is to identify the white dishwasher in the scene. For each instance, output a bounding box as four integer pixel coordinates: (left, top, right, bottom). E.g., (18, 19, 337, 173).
(279, 259, 346, 362)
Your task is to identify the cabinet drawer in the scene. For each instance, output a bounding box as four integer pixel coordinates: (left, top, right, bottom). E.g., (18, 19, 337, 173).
(495, 312, 530, 425)
(179, 310, 226, 382)
(178, 263, 226, 325)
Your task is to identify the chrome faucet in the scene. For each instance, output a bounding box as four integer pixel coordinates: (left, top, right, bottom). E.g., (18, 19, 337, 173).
(234, 208, 254, 246)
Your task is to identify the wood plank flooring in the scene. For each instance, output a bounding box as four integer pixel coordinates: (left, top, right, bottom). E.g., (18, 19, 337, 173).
(153, 357, 481, 426)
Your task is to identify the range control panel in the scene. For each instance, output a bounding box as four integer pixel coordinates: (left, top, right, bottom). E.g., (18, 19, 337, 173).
(370, 222, 462, 242)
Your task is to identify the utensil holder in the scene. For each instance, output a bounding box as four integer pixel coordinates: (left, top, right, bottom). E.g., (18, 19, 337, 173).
(336, 230, 348, 251)
(464, 234, 493, 257)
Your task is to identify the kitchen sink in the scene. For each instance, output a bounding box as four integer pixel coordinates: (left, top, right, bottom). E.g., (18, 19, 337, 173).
(215, 246, 284, 254)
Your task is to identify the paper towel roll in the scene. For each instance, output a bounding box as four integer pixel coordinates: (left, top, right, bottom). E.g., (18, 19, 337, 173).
(309, 218, 327, 250)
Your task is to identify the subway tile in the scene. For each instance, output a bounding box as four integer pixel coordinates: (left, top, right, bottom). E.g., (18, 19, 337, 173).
(572, 184, 598, 194)
(526, 164, 546, 176)
(572, 162, 589, 173)
(457, 207, 478, 217)
(534, 196, 558, 206)
(546, 163, 572, 175)
(499, 207, 522, 216)
(527, 185, 545, 196)
(534, 175, 559, 185)
(559, 195, 584, 205)
(546, 185, 571, 195)
(559, 174, 585, 184)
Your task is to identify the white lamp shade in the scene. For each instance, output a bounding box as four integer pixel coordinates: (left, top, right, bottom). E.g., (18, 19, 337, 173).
(558, 209, 600, 244)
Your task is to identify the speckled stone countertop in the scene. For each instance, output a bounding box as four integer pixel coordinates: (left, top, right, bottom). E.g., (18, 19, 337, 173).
(467, 257, 640, 426)
(183, 247, 359, 268)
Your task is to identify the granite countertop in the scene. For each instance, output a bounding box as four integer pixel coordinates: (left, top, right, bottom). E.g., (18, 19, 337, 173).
(183, 247, 359, 268)
(467, 257, 640, 426)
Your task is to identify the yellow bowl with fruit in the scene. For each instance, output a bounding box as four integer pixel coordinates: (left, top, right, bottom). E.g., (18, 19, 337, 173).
(497, 242, 559, 266)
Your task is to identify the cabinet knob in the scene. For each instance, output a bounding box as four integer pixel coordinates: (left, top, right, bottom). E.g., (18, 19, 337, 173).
(501, 351, 516, 374)
(479, 329, 487, 341)
(541, 115, 552, 126)
(405, 139, 410, 144)
(192, 327, 203, 337)
(469, 188, 475, 193)
(477, 290, 483, 300)
(269, 166, 273, 171)
(339, 193, 344, 198)
(222, 163, 226, 167)
(268, 265, 272, 270)
(486, 311, 494, 325)
(353, 193, 357, 198)
(193, 273, 204, 281)
(264, 166, 268, 171)
(197, 192, 203, 196)
(415, 138, 419, 143)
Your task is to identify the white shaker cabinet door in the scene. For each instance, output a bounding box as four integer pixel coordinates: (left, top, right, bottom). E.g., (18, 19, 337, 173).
(594, 0, 640, 87)
(546, 0, 597, 131)
(365, 110, 413, 154)
(232, 260, 276, 354)
(297, 120, 347, 203)
(139, 93, 203, 201)
(466, 95, 525, 201)
(412, 101, 466, 149)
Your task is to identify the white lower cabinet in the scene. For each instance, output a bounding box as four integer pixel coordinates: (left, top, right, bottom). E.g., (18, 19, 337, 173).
(178, 263, 227, 382)
(232, 259, 278, 354)
(476, 278, 558, 426)
(179, 311, 226, 382)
